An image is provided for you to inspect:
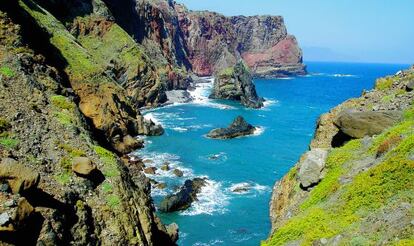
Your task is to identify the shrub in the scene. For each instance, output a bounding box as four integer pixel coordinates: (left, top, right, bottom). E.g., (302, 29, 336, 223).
(0, 66, 14, 78)
(51, 95, 75, 111)
(0, 137, 19, 149)
(376, 135, 402, 157)
(375, 77, 394, 91)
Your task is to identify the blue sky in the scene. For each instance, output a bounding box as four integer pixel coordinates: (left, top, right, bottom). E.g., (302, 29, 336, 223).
(176, 0, 414, 64)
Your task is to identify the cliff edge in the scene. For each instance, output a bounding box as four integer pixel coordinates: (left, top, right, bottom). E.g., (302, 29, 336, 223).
(265, 67, 414, 245)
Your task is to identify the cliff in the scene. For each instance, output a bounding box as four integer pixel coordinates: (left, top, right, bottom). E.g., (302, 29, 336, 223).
(265, 67, 414, 245)
(105, 0, 306, 78)
(0, 2, 176, 245)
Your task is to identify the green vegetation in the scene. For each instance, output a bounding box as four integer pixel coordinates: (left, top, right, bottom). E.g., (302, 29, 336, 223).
(218, 67, 234, 77)
(381, 94, 395, 103)
(375, 77, 394, 91)
(0, 137, 19, 149)
(106, 194, 121, 208)
(102, 182, 113, 193)
(18, 0, 100, 76)
(264, 117, 414, 245)
(51, 95, 76, 111)
(0, 66, 14, 77)
(300, 140, 361, 211)
(54, 111, 74, 126)
(59, 156, 72, 172)
(55, 172, 71, 185)
(93, 145, 120, 178)
(58, 143, 86, 157)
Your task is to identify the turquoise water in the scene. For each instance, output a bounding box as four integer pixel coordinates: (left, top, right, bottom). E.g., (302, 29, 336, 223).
(135, 62, 407, 246)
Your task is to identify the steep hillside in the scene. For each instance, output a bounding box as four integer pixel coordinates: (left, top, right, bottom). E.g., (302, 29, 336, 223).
(0, 3, 176, 246)
(265, 67, 414, 245)
(104, 0, 306, 78)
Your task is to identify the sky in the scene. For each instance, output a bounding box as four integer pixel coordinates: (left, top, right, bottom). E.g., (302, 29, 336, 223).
(175, 0, 414, 64)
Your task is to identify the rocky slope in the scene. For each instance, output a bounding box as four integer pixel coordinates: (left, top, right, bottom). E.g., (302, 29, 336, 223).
(0, 3, 177, 245)
(210, 61, 265, 108)
(105, 0, 306, 78)
(265, 67, 414, 245)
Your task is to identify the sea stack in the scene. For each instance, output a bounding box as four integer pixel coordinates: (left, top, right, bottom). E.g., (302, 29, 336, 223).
(207, 116, 256, 139)
(210, 61, 265, 108)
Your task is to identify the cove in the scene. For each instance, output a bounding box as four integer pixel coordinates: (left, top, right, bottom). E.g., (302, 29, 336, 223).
(135, 62, 406, 246)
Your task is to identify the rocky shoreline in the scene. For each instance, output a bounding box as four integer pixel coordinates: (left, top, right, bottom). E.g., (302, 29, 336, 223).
(265, 66, 414, 245)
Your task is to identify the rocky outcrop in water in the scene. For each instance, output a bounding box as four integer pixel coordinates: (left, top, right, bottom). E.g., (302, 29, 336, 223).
(265, 67, 414, 245)
(210, 62, 264, 108)
(207, 116, 256, 139)
(159, 178, 207, 213)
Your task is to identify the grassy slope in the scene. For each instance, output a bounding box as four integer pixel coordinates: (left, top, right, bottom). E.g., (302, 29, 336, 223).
(264, 72, 414, 245)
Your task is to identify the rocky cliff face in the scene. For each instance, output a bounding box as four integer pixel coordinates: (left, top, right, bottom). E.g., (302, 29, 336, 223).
(106, 0, 306, 78)
(210, 61, 264, 108)
(0, 2, 176, 245)
(265, 68, 414, 245)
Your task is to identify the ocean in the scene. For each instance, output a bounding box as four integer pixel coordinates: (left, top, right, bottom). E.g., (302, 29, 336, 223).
(134, 62, 408, 246)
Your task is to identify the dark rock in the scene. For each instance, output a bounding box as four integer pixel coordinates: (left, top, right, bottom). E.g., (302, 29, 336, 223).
(334, 110, 402, 139)
(155, 183, 167, 190)
(207, 116, 256, 139)
(144, 167, 157, 175)
(159, 178, 207, 212)
(172, 169, 184, 177)
(210, 61, 265, 108)
(406, 80, 414, 91)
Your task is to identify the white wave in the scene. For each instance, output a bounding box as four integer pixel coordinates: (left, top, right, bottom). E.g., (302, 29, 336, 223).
(253, 126, 265, 136)
(206, 152, 228, 162)
(194, 239, 225, 246)
(227, 182, 271, 195)
(180, 180, 229, 216)
(172, 127, 188, 132)
(332, 74, 358, 78)
(275, 77, 293, 80)
(188, 77, 236, 110)
(144, 112, 161, 125)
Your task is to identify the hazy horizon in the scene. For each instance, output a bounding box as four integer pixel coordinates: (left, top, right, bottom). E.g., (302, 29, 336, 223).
(176, 0, 414, 65)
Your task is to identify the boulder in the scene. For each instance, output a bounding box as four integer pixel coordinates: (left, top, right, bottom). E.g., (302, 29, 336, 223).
(207, 116, 255, 139)
(159, 178, 207, 212)
(71, 157, 97, 176)
(209, 61, 264, 108)
(144, 167, 157, 175)
(0, 158, 40, 194)
(231, 183, 252, 193)
(298, 149, 328, 189)
(161, 163, 170, 171)
(406, 80, 414, 92)
(172, 169, 184, 177)
(334, 110, 402, 139)
(113, 135, 144, 154)
(0, 196, 34, 232)
(155, 183, 167, 190)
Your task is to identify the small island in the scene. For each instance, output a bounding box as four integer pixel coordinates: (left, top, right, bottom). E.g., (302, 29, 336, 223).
(207, 116, 256, 139)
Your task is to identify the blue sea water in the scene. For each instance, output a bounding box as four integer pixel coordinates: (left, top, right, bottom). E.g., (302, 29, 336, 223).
(135, 62, 408, 246)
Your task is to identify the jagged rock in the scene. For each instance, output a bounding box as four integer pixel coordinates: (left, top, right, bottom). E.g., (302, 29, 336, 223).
(72, 157, 97, 176)
(0, 159, 40, 194)
(144, 167, 157, 175)
(113, 135, 144, 154)
(207, 116, 256, 139)
(166, 223, 179, 243)
(406, 80, 414, 91)
(159, 178, 207, 212)
(172, 169, 184, 177)
(231, 183, 252, 193)
(334, 110, 402, 139)
(161, 164, 170, 171)
(297, 149, 328, 189)
(155, 183, 167, 190)
(0, 195, 34, 232)
(210, 61, 264, 108)
(137, 115, 165, 136)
